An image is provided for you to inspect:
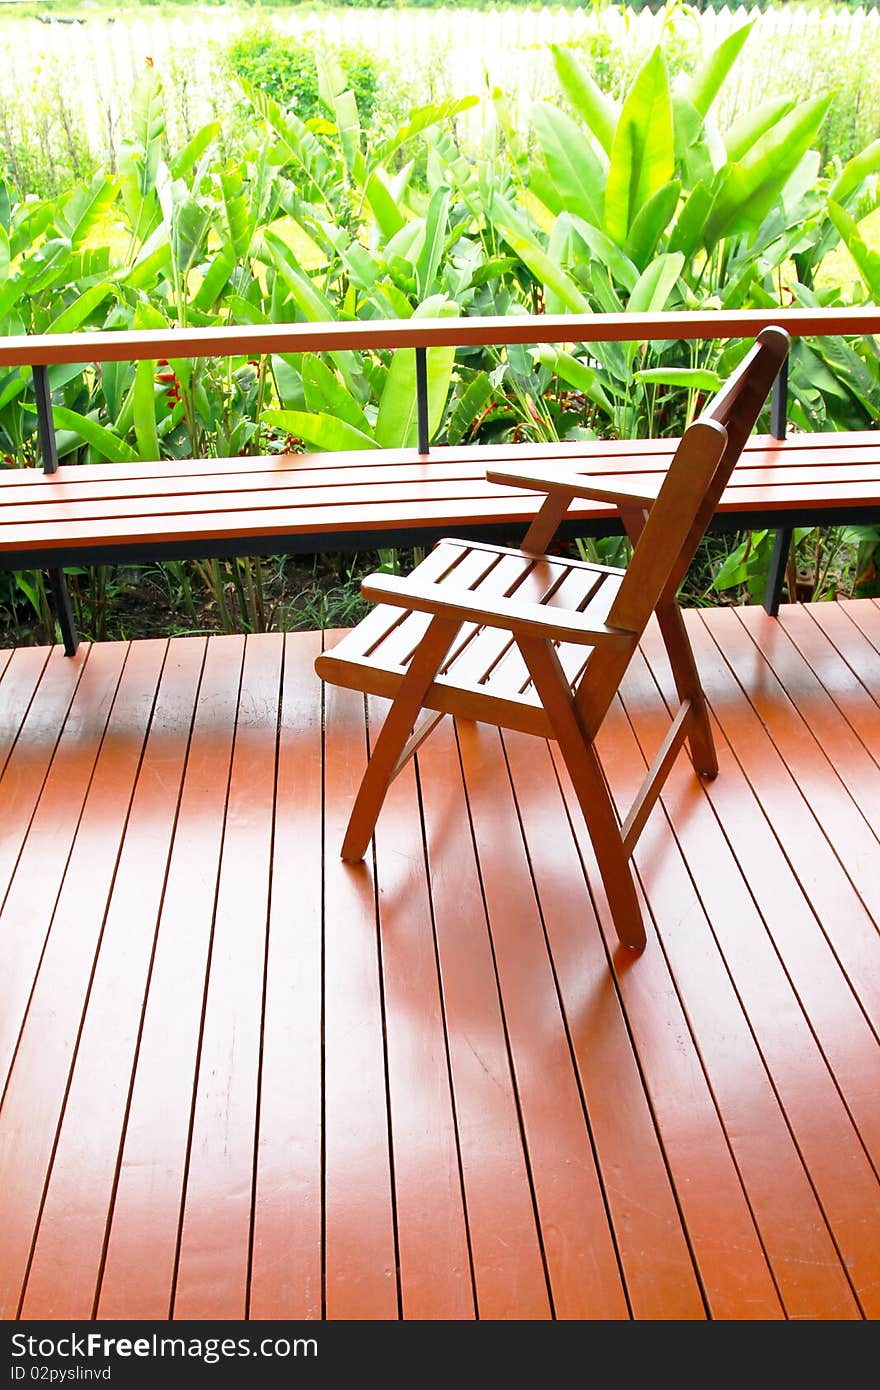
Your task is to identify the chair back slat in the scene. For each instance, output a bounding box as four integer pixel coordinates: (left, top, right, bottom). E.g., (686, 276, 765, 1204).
(605, 326, 790, 635)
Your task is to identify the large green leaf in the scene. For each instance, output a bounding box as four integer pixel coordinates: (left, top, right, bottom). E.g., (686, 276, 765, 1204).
(416, 186, 450, 298)
(221, 166, 252, 260)
(724, 97, 795, 164)
(0, 225, 8, 285)
(373, 97, 479, 166)
(261, 408, 378, 452)
(364, 168, 405, 240)
(59, 176, 118, 246)
(627, 252, 684, 314)
(625, 181, 680, 269)
(551, 44, 618, 157)
(170, 121, 221, 180)
(681, 22, 753, 118)
(569, 215, 639, 293)
(133, 358, 161, 463)
(51, 407, 140, 464)
(48, 282, 114, 334)
(375, 297, 458, 448)
(130, 67, 166, 191)
(490, 199, 590, 313)
(829, 136, 880, 205)
(300, 355, 372, 435)
(827, 202, 880, 300)
(532, 346, 613, 412)
(531, 102, 604, 227)
(604, 49, 674, 244)
(704, 94, 832, 245)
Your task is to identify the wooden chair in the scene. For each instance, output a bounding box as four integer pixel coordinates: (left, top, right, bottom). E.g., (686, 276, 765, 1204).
(316, 326, 790, 952)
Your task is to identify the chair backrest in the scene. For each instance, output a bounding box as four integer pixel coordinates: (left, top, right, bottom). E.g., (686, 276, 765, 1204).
(605, 325, 790, 636)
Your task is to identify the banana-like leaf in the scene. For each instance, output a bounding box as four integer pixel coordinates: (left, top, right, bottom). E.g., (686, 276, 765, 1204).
(375, 296, 458, 448)
(301, 355, 372, 434)
(193, 240, 237, 311)
(724, 96, 795, 164)
(332, 88, 364, 183)
(625, 181, 680, 269)
(827, 201, 880, 300)
(416, 186, 450, 298)
(681, 22, 753, 118)
(669, 183, 716, 259)
(829, 136, 880, 206)
(634, 367, 722, 390)
(51, 406, 140, 464)
(373, 97, 479, 166)
(532, 346, 614, 411)
(0, 226, 9, 285)
(490, 199, 590, 312)
(133, 358, 161, 462)
(551, 44, 618, 158)
(447, 373, 495, 445)
(705, 94, 832, 245)
(48, 282, 114, 334)
(605, 49, 674, 244)
(221, 167, 252, 261)
(627, 252, 684, 314)
(131, 67, 166, 192)
(59, 176, 118, 247)
(531, 102, 605, 227)
(364, 168, 405, 239)
(170, 122, 221, 180)
(568, 214, 639, 292)
(262, 408, 378, 452)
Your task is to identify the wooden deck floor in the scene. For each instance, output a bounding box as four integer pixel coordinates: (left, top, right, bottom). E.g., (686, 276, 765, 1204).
(1, 601, 879, 1321)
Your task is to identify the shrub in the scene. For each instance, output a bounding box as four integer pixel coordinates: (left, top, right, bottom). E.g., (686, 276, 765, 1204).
(225, 28, 382, 128)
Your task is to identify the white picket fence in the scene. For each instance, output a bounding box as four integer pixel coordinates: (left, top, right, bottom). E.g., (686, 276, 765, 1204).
(1, 5, 879, 171)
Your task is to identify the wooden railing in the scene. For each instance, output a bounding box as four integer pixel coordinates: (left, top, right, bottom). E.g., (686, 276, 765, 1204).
(1, 306, 878, 470)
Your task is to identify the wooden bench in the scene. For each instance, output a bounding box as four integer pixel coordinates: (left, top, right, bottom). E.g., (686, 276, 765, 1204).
(1, 309, 878, 654)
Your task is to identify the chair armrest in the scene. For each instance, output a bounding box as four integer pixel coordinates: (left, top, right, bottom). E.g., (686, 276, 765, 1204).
(361, 573, 637, 649)
(486, 463, 662, 509)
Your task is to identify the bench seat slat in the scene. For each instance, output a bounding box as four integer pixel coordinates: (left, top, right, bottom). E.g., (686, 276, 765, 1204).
(0, 428, 878, 557)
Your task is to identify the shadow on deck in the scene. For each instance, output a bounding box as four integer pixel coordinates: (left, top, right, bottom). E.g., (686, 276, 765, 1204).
(0, 601, 879, 1321)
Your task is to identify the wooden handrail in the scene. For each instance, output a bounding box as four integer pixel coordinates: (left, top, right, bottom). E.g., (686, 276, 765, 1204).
(0, 307, 877, 368)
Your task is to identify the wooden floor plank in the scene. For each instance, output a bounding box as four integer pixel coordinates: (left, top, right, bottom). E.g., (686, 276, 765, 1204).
(638, 620, 880, 1174)
(684, 612, 880, 1035)
(96, 636, 245, 1319)
(590, 690, 862, 1319)
(0, 645, 88, 904)
(368, 697, 475, 1320)
(0, 645, 46, 778)
(711, 606, 880, 931)
(547, 752, 786, 1320)
(415, 718, 551, 1320)
(776, 603, 880, 768)
(618, 644, 880, 1318)
(0, 642, 127, 1099)
(455, 719, 629, 1319)
(18, 638, 205, 1319)
(500, 726, 707, 1320)
(0, 639, 166, 1319)
(249, 631, 323, 1321)
(322, 678, 398, 1320)
(173, 635, 284, 1319)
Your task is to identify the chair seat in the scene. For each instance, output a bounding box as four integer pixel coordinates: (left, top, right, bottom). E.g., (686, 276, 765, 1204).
(318, 538, 625, 736)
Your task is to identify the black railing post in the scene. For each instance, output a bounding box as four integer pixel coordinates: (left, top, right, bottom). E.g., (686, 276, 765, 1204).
(32, 363, 78, 654)
(415, 347, 429, 455)
(33, 364, 59, 474)
(764, 358, 791, 616)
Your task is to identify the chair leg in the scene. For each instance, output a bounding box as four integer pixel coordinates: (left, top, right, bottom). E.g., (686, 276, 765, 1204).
(654, 598, 717, 779)
(519, 635, 646, 953)
(340, 614, 460, 863)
